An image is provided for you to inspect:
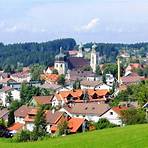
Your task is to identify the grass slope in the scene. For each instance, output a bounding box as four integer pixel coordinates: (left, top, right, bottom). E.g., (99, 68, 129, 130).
(1, 124, 148, 148)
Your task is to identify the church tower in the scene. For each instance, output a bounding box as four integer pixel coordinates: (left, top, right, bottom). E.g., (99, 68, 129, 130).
(77, 43, 84, 57)
(54, 47, 67, 75)
(90, 43, 98, 73)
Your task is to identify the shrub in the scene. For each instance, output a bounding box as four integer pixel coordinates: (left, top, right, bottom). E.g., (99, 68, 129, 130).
(120, 108, 146, 125)
(95, 118, 117, 130)
(13, 130, 31, 142)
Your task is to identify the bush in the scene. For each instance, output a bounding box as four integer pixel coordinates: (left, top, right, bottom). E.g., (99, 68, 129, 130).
(13, 130, 31, 142)
(120, 108, 146, 125)
(95, 118, 117, 130)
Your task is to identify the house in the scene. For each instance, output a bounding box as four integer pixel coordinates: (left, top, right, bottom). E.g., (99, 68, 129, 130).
(50, 117, 86, 134)
(0, 108, 9, 122)
(46, 110, 65, 133)
(24, 108, 38, 131)
(41, 74, 59, 84)
(8, 122, 24, 134)
(66, 70, 100, 82)
(14, 105, 34, 124)
(0, 72, 10, 80)
(60, 103, 111, 122)
(105, 74, 115, 86)
(0, 78, 16, 87)
(51, 89, 109, 107)
(121, 75, 144, 85)
(30, 96, 53, 107)
(60, 103, 128, 125)
(0, 86, 20, 107)
(125, 63, 142, 74)
(39, 83, 62, 91)
(10, 71, 31, 83)
(101, 106, 128, 125)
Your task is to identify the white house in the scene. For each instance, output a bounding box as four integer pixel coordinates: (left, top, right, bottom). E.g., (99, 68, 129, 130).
(10, 71, 31, 83)
(106, 74, 115, 86)
(60, 103, 128, 125)
(0, 86, 20, 107)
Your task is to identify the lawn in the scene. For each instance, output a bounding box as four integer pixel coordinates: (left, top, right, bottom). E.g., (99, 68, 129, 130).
(0, 124, 148, 148)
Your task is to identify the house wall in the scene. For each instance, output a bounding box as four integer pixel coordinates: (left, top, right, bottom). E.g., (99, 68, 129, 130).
(101, 109, 122, 125)
(0, 90, 20, 106)
(15, 117, 25, 124)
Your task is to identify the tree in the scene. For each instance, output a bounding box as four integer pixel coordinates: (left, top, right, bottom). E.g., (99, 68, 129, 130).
(6, 91, 13, 105)
(95, 118, 116, 130)
(96, 66, 102, 76)
(7, 110, 15, 126)
(52, 69, 58, 74)
(58, 119, 69, 135)
(57, 74, 65, 86)
(120, 109, 146, 125)
(31, 64, 45, 81)
(33, 106, 47, 139)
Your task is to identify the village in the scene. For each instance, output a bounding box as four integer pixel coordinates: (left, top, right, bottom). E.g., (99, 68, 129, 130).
(0, 43, 148, 140)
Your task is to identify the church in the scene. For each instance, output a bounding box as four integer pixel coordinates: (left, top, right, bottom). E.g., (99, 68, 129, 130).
(53, 43, 101, 75)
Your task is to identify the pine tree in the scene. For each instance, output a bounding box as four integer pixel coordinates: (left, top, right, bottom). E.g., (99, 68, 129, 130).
(7, 110, 15, 126)
(33, 106, 47, 138)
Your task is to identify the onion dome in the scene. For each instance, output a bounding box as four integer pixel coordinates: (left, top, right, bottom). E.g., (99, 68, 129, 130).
(55, 47, 66, 61)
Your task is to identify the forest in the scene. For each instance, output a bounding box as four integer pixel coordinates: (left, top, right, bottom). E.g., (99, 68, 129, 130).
(0, 38, 148, 70)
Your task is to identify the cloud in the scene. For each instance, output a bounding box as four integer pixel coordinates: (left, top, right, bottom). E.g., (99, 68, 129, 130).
(76, 17, 100, 32)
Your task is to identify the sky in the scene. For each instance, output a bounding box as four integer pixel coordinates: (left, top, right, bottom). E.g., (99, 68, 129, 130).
(0, 0, 148, 44)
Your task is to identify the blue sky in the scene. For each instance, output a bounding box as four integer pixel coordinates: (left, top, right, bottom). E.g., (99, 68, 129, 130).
(0, 0, 148, 44)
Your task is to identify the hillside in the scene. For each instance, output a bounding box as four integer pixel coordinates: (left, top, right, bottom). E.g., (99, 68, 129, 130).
(1, 124, 148, 148)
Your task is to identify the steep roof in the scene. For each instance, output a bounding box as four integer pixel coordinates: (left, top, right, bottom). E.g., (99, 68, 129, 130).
(67, 57, 89, 70)
(112, 106, 128, 116)
(8, 122, 24, 131)
(14, 105, 34, 118)
(46, 110, 64, 124)
(68, 118, 85, 133)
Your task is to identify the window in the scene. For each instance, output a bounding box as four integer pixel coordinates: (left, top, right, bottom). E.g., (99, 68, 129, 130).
(60, 64, 63, 68)
(110, 112, 113, 115)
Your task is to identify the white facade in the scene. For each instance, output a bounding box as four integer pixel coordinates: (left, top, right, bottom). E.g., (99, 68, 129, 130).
(101, 109, 122, 125)
(15, 117, 25, 124)
(0, 89, 20, 107)
(54, 61, 67, 75)
(60, 108, 122, 125)
(10, 73, 31, 83)
(106, 74, 115, 86)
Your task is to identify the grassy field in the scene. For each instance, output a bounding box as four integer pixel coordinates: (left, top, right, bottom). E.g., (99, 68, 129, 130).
(1, 124, 148, 148)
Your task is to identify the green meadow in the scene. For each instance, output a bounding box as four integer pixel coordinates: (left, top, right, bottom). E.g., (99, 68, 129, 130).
(1, 124, 148, 148)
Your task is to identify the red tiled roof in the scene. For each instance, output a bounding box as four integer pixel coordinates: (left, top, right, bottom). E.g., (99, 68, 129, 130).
(33, 96, 53, 105)
(14, 105, 34, 118)
(1, 86, 13, 92)
(121, 76, 144, 84)
(68, 118, 85, 133)
(8, 122, 24, 131)
(112, 106, 128, 115)
(46, 110, 64, 124)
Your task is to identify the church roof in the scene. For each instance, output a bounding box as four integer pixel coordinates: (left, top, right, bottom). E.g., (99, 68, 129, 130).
(67, 57, 89, 70)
